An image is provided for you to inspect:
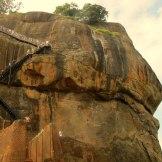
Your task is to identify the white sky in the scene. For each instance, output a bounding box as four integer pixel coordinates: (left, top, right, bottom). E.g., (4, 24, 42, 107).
(17, 0, 162, 146)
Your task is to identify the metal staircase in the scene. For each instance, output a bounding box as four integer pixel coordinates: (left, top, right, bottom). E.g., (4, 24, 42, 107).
(0, 25, 52, 121)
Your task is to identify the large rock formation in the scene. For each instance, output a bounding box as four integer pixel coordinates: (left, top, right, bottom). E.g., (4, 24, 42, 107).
(0, 12, 162, 162)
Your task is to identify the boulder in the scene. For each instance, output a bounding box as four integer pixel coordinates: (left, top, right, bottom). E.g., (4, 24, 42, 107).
(0, 12, 161, 162)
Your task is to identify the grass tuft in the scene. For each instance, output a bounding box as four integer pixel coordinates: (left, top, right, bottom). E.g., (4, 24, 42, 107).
(90, 26, 119, 37)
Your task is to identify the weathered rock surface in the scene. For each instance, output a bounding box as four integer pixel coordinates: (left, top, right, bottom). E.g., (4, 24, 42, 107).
(0, 12, 162, 162)
(0, 120, 27, 162)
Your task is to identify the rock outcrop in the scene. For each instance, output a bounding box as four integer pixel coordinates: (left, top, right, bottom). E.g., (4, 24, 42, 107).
(0, 12, 162, 162)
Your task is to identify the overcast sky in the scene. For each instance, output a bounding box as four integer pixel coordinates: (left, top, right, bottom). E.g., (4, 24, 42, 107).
(17, 0, 162, 146)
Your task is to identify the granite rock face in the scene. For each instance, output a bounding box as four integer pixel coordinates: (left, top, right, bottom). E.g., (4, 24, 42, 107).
(0, 12, 162, 162)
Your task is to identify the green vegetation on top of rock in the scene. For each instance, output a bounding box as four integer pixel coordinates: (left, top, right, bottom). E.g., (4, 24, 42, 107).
(54, 3, 79, 17)
(79, 3, 108, 24)
(54, 3, 108, 25)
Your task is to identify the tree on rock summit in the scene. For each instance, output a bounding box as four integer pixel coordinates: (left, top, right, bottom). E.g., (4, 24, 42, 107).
(54, 3, 79, 17)
(54, 3, 108, 24)
(79, 3, 108, 24)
